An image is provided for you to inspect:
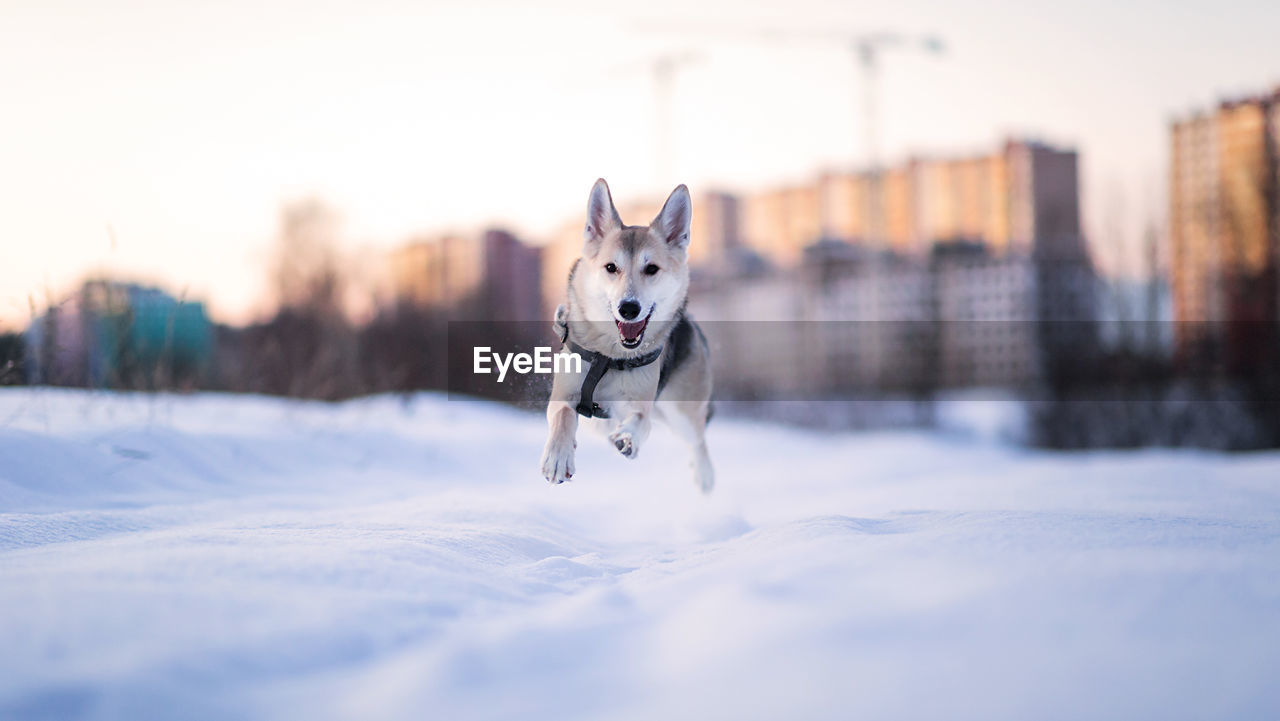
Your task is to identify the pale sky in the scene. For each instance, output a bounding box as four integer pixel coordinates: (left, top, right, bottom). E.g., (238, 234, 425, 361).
(2, 0, 1277, 327)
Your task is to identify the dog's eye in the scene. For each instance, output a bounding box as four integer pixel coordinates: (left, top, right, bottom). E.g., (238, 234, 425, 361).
(604, 262, 617, 274)
(644, 264, 660, 276)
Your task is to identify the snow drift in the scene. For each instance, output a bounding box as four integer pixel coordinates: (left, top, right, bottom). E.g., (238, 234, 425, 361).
(1, 389, 1277, 720)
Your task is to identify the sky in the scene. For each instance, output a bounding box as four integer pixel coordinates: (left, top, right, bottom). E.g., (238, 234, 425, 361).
(2, 0, 1278, 327)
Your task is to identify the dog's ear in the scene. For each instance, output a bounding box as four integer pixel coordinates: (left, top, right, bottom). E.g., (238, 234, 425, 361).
(583, 178, 622, 256)
(651, 184, 691, 249)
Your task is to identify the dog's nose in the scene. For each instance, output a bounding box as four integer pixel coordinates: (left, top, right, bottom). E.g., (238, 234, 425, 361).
(618, 300, 642, 320)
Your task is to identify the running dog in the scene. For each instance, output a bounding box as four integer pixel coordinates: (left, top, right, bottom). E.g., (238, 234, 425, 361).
(540, 179, 715, 492)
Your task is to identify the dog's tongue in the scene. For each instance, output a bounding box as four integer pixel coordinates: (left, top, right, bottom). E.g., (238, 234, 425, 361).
(617, 318, 648, 342)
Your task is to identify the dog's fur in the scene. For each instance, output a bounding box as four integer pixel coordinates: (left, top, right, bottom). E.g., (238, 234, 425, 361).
(540, 179, 715, 492)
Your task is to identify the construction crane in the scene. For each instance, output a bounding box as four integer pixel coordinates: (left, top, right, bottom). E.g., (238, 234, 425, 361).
(843, 33, 945, 170)
(636, 22, 945, 243)
(831, 32, 945, 244)
(611, 51, 703, 190)
(636, 23, 944, 169)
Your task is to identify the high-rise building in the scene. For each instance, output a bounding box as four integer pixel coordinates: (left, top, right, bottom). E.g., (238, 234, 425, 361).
(690, 191, 742, 265)
(884, 165, 919, 254)
(1007, 139, 1083, 260)
(689, 138, 1095, 394)
(689, 244, 1098, 395)
(792, 139, 1080, 262)
(389, 229, 541, 320)
(1169, 88, 1280, 362)
(818, 171, 871, 243)
(389, 234, 483, 310)
(742, 184, 822, 265)
(539, 220, 584, 317)
(481, 229, 543, 322)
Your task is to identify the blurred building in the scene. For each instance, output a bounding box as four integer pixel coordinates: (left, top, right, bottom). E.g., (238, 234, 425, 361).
(743, 184, 822, 265)
(818, 171, 872, 245)
(540, 220, 585, 317)
(533, 139, 1092, 394)
(807, 247, 937, 391)
(1170, 88, 1280, 364)
(481, 229, 544, 321)
(389, 234, 483, 309)
(690, 137, 1095, 395)
(389, 229, 542, 321)
(1009, 140, 1085, 260)
(933, 249, 1040, 387)
(692, 245, 1097, 395)
(691, 191, 743, 266)
(25, 279, 212, 388)
(782, 138, 1081, 262)
(884, 166, 920, 254)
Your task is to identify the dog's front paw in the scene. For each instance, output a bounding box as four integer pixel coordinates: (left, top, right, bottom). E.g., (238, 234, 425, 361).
(608, 429, 639, 459)
(540, 441, 575, 484)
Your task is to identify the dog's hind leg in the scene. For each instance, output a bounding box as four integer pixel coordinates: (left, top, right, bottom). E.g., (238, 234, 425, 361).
(689, 434, 714, 495)
(692, 443, 714, 494)
(663, 400, 714, 494)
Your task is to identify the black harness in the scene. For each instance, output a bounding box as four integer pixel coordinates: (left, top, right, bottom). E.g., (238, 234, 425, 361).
(557, 307, 699, 419)
(564, 339, 663, 419)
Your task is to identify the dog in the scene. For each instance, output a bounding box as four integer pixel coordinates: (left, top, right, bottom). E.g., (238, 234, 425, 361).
(540, 179, 715, 493)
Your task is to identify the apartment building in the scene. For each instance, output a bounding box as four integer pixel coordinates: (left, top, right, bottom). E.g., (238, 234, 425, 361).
(1170, 88, 1280, 361)
(389, 229, 542, 321)
(809, 139, 1080, 261)
(689, 138, 1095, 395)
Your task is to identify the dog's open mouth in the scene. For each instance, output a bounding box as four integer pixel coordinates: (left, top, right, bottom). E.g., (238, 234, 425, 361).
(616, 312, 651, 349)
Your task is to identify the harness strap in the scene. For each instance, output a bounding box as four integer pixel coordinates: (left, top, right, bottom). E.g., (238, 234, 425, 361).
(566, 339, 663, 419)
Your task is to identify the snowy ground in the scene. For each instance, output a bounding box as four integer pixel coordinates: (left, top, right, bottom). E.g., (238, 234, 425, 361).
(1, 389, 1278, 720)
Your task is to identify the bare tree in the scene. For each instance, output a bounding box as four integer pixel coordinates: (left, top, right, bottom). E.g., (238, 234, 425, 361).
(250, 198, 363, 399)
(271, 198, 345, 317)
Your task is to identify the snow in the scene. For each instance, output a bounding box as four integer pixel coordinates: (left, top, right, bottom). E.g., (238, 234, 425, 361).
(1, 388, 1278, 720)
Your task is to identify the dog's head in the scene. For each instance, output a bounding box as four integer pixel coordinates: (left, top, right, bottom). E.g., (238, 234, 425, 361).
(577, 179, 692, 351)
